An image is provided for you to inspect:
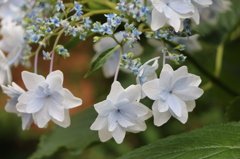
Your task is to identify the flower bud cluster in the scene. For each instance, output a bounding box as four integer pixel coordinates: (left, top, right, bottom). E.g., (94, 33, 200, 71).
(120, 53, 142, 75)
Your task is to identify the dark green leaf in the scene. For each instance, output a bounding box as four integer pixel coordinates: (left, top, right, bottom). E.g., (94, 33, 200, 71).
(226, 96, 240, 122)
(84, 45, 120, 78)
(28, 108, 98, 159)
(119, 122, 240, 159)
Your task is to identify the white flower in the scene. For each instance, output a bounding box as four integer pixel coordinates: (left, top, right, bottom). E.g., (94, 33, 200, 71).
(1, 82, 33, 130)
(0, 21, 25, 61)
(16, 70, 82, 128)
(184, 0, 212, 25)
(151, 0, 194, 32)
(93, 32, 143, 78)
(142, 64, 203, 126)
(137, 57, 160, 98)
(90, 81, 152, 144)
(0, 49, 11, 85)
(199, 0, 231, 25)
(0, 0, 26, 24)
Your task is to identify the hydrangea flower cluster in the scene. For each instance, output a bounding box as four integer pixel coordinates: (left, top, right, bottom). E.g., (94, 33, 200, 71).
(1, 0, 224, 145)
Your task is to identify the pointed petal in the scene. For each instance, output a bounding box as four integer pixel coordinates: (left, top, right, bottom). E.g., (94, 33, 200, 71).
(159, 71, 172, 92)
(171, 104, 188, 124)
(48, 99, 65, 122)
(174, 86, 204, 101)
(119, 85, 141, 102)
(90, 115, 108, 130)
(142, 79, 160, 100)
(52, 110, 71, 128)
(170, 1, 194, 14)
(21, 113, 33, 130)
(112, 125, 126, 144)
(107, 81, 124, 103)
(26, 97, 46, 113)
(21, 71, 45, 90)
(162, 64, 173, 73)
(167, 94, 184, 117)
(151, 8, 167, 31)
(18, 91, 36, 104)
(47, 70, 64, 85)
(152, 101, 171, 126)
(94, 100, 115, 116)
(33, 106, 51, 128)
(62, 88, 82, 109)
(157, 99, 169, 112)
(16, 103, 27, 113)
(186, 100, 196, 112)
(98, 126, 112, 142)
(121, 101, 149, 117)
(108, 111, 118, 131)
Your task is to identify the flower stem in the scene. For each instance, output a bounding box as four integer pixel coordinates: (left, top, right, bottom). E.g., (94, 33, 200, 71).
(161, 39, 167, 67)
(114, 45, 123, 82)
(34, 45, 42, 74)
(49, 51, 54, 73)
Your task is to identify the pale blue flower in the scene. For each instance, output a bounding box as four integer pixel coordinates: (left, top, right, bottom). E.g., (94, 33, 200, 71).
(142, 64, 203, 126)
(91, 81, 152, 144)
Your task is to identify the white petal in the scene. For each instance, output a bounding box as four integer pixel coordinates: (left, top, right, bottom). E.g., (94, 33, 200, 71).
(46, 76, 62, 93)
(174, 86, 204, 101)
(171, 104, 188, 124)
(21, 113, 33, 130)
(162, 64, 173, 73)
(5, 102, 18, 114)
(112, 125, 126, 144)
(33, 106, 51, 128)
(167, 94, 184, 117)
(118, 85, 141, 102)
(152, 101, 171, 126)
(142, 79, 160, 100)
(189, 74, 201, 87)
(26, 97, 46, 113)
(102, 51, 120, 78)
(117, 113, 135, 128)
(157, 99, 169, 112)
(159, 71, 172, 95)
(94, 100, 115, 116)
(62, 88, 82, 109)
(18, 91, 36, 104)
(21, 71, 45, 90)
(151, 0, 166, 12)
(151, 8, 167, 31)
(170, 1, 194, 14)
(98, 126, 112, 142)
(108, 111, 118, 131)
(127, 119, 147, 132)
(186, 100, 196, 112)
(172, 66, 188, 85)
(47, 70, 64, 85)
(90, 115, 108, 130)
(107, 81, 124, 103)
(16, 103, 27, 113)
(192, 6, 200, 24)
(121, 101, 149, 117)
(52, 110, 71, 128)
(48, 99, 65, 122)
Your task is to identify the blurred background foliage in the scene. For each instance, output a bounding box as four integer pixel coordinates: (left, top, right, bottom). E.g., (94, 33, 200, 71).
(0, 0, 240, 158)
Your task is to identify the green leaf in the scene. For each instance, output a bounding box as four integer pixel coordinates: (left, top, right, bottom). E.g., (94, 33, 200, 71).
(28, 108, 99, 159)
(84, 45, 120, 78)
(226, 96, 240, 122)
(119, 122, 240, 159)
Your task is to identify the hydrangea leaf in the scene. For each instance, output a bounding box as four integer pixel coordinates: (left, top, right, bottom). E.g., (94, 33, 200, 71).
(226, 96, 240, 122)
(84, 45, 120, 78)
(118, 122, 240, 159)
(28, 108, 98, 159)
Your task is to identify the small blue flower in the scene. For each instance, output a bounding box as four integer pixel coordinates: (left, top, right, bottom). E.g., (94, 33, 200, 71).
(132, 28, 142, 40)
(73, 1, 82, 11)
(55, 0, 65, 11)
(49, 17, 60, 27)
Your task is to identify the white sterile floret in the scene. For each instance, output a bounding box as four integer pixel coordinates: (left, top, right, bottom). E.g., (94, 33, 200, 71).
(173, 34, 202, 52)
(0, 49, 11, 85)
(1, 82, 33, 130)
(0, 21, 25, 59)
(16, 70, 82, 128)
(142, 64, 203, 126)
(93, 32, 143, 78)
(185, 0, 212, 25)
(90, 81, 152, 144)
(137, 57, 160, 98)
(151, 0, 194, 32)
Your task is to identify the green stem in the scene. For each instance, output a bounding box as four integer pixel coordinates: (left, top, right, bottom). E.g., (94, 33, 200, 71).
(114, 45, 123, 82)
(82, 9, 118, 18)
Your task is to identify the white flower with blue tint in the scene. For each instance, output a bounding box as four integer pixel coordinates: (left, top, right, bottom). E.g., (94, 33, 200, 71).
(1, 82, 34, 130)
(150, 0, 194, 32)
(0, 50, 11, 85)
(142, 64, 203, 126)
(137, 57, 160, 98)
(16, 70, 82, 128)
(90, 81, 152, 144)
(93, 32, 143, 78)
